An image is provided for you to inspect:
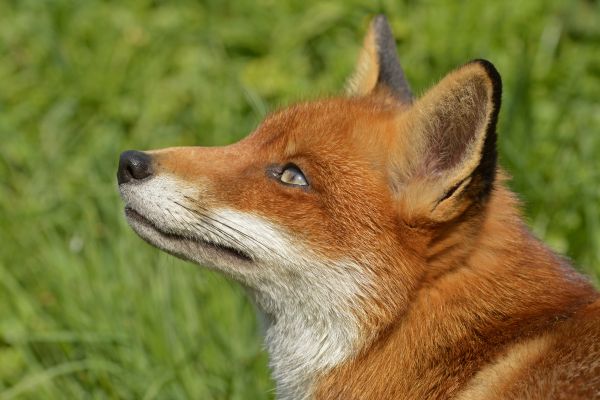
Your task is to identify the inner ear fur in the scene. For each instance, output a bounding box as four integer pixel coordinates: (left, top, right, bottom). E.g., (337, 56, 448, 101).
(394, 60, 502, 222)
(346, 15, 412, 104)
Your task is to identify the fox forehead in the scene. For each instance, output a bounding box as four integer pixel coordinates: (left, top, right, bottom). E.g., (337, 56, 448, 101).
(249, 97, 404, 161)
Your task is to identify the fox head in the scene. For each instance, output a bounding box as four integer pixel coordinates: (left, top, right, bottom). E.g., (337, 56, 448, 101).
(118, 15, 502, 396)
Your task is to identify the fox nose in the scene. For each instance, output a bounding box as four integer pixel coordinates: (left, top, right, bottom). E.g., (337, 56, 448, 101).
(117, 150, 153, 184)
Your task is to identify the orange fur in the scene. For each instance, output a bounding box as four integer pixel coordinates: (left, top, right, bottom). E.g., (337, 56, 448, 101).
(313, 183, 599, 399)
(119, 15, 600, 399)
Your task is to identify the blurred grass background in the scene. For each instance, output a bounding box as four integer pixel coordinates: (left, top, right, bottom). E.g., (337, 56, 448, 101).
(0, 0, 598, 398)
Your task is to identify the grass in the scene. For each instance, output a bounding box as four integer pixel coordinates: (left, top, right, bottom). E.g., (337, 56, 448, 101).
(0, 0, 599, 398)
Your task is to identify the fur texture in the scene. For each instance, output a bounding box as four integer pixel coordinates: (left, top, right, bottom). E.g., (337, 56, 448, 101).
(118, 15, 600, 399)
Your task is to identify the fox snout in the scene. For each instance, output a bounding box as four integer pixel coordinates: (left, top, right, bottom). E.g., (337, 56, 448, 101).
(117, 150, 154, 184)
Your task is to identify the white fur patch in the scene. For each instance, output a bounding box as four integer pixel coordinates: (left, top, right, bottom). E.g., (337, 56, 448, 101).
(119, 177, 373, 399)
(119, 175, 199, 234)
(212, 210, 371, 399)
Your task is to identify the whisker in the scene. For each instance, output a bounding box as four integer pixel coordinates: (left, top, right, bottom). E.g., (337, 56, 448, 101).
(164, 203, 258, 261)
(174, 197, 299, 265)
(175, 199, 273, 253)
(171, 200, 258, 256)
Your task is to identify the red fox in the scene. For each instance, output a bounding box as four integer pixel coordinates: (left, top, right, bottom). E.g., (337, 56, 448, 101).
(117, 15, 600, 400)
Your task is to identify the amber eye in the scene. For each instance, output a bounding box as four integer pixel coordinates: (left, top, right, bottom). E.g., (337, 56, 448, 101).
(279, 165, 308, 186)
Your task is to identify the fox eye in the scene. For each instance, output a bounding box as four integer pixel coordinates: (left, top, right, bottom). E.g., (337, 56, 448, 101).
(279, 165, 308, 186)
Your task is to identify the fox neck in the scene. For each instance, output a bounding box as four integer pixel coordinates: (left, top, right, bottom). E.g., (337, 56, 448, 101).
(245, 260, 371, 400)
(313, 184, 599, 399)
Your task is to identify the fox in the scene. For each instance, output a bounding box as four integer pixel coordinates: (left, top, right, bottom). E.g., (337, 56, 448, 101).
(117, 15, 600, 400)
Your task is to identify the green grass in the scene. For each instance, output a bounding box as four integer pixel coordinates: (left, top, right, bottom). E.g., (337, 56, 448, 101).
(0, 0, 599, 398)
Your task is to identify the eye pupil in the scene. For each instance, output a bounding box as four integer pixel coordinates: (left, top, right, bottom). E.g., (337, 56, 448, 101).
(279, 165, 308, 186)
(281, 169, 296, 182)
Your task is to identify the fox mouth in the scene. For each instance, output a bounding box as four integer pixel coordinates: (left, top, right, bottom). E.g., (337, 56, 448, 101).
(124, 206, 253, 263)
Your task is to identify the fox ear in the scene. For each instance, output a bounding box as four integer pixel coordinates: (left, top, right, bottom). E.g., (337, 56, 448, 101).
(346, 15, 412, 103)
(394, 60, 502, 222)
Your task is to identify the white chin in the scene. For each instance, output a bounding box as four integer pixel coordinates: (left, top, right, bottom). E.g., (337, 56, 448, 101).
(124, 207, 254, 268)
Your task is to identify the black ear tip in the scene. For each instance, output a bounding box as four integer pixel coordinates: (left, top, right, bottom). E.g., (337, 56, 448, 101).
(468, 59, 501, 196)
(470, 59, 501, 82)
(469, 59, 502, 103)
(373, 14, 389, 26)
(372, 14, 392, 36)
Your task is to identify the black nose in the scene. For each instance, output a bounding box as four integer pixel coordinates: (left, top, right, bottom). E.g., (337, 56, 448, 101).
(117, 150, 153, 184)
